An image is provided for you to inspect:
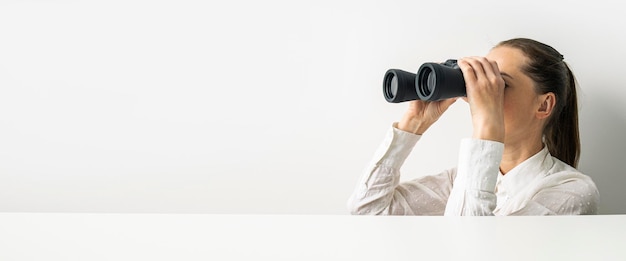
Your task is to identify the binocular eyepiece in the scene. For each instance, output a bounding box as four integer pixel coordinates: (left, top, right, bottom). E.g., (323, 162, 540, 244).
(383, 59, 466, 102)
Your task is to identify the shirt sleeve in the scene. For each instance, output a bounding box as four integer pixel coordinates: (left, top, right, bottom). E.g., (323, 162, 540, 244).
(347, 123, 455, 215)
(443, 138, 504, 216)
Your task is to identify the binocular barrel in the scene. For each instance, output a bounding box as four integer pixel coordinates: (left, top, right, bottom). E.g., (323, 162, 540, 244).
(383, 60, 466, 102)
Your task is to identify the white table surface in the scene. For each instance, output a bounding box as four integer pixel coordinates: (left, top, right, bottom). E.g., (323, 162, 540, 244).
(1, 213, 625, 261)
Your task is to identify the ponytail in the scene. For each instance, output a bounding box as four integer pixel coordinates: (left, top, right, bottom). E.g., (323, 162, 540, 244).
(543, 64, 580, 168)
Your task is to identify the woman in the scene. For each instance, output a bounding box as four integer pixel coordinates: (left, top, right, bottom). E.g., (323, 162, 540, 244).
(347, 38, 599, 215)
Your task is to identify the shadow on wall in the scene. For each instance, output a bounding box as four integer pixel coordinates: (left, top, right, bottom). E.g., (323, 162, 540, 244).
(578, 92, 626, 214)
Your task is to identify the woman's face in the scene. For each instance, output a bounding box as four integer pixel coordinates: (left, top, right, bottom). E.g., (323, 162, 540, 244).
(486, 46, 544, 143)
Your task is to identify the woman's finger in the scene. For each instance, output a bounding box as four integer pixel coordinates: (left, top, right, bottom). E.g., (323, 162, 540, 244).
(477, 57, 501, 85)
(457, 58, 477, 83)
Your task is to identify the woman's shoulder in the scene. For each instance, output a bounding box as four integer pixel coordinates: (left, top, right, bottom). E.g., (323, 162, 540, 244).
(548, 156, 592, 179)
(529, 157, 599, 214)
(543, 156, 599, 194)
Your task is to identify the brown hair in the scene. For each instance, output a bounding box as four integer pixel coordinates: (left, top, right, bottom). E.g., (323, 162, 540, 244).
(496, 38, 580, 168)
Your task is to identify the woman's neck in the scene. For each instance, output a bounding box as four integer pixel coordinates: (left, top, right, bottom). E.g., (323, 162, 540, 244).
(500, 135, 544, 174)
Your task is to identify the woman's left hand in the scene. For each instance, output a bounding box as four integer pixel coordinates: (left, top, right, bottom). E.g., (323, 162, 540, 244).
(457, 57, 506, 142)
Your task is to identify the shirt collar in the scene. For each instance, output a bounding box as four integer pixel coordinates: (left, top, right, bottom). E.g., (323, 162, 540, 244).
(496, 145, 554, 196)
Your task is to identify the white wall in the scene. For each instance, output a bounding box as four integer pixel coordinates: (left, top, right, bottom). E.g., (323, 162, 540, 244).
(0, 0, 624, 214)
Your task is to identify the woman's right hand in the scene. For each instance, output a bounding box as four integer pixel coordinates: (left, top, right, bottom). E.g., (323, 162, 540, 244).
(397, 98, 457, 135)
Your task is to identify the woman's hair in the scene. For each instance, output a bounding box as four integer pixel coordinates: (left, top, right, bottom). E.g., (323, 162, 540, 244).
(496, 38, 580, 168)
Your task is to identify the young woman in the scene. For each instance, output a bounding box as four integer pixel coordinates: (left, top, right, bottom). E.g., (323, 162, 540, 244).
(347, 38, 599, 215)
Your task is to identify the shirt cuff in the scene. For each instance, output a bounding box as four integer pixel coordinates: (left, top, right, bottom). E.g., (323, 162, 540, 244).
(456, 138, 504, 192)
(370, 122, 422, 169)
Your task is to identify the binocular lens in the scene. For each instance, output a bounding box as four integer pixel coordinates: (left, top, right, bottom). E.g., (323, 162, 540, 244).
(427, 71, 436, 93)
(385, 75, 398, 100)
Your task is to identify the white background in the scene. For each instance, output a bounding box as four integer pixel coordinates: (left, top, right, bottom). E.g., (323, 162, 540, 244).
(0, 0, 624, 214)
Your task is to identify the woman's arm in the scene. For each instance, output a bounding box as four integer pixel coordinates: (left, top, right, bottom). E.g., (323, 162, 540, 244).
(444, 139, 504, 216)
(440, 57, 506, 216)
(347, 124, 456, 215)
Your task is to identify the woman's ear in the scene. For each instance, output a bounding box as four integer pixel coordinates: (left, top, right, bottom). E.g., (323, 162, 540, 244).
(536, 92, 556, 120)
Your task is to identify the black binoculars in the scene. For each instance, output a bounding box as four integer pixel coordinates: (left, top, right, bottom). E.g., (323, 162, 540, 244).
(383, 59, 466, 102)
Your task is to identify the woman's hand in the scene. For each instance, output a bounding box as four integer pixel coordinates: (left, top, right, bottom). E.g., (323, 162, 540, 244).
(397, 98, 457, 135)
(457, 57, 505, 142)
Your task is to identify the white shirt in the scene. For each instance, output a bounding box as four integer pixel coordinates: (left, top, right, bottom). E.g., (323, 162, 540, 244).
(347, 124, 600, 216)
